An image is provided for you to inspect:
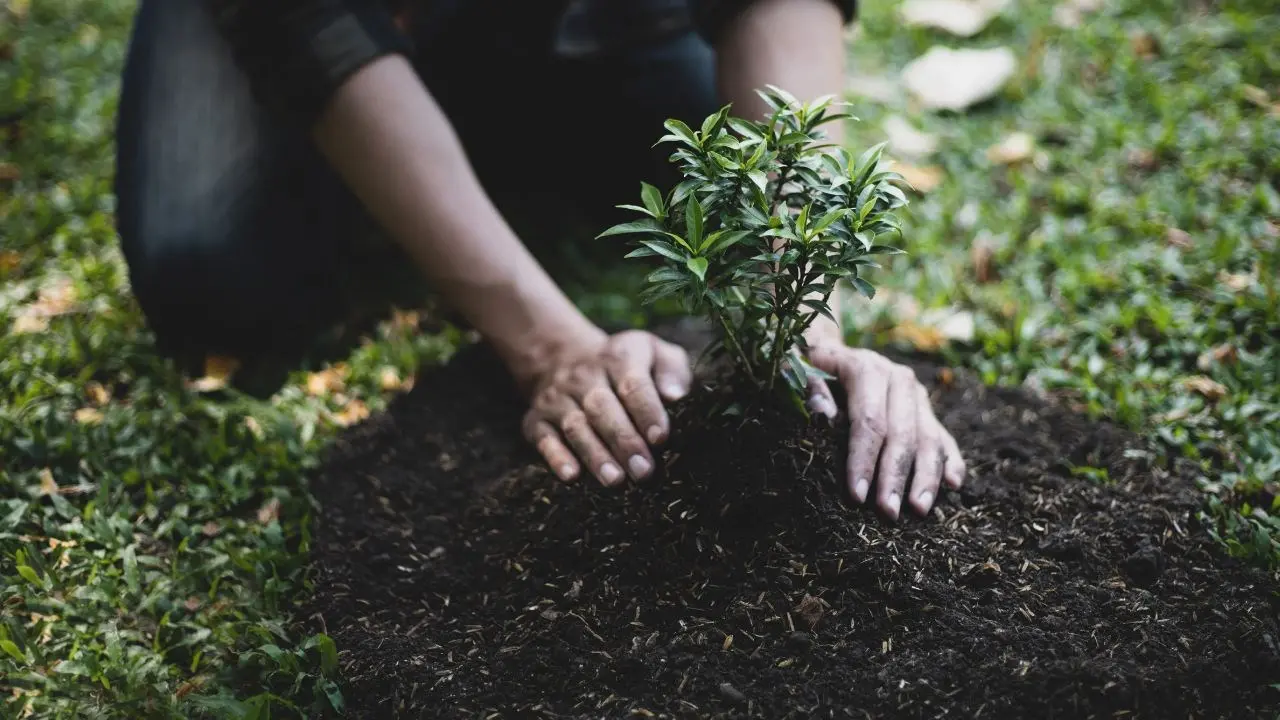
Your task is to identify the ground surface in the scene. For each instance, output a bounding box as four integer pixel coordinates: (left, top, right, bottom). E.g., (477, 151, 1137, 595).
(2, 0, 1278, 717)
(306, 340, 1279, 718)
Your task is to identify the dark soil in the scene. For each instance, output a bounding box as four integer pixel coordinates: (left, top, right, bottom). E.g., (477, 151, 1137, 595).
(304, 333, 1280, 719)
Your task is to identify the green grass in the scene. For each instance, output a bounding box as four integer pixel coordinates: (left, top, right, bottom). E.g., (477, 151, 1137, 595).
(1, 0, 1277, 717)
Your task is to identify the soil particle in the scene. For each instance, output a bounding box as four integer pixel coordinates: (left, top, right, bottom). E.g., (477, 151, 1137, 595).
(304, 339, 1280, 719)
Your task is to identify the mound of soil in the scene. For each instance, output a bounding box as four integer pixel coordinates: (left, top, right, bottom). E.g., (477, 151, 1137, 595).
(304, 336, 1279, 719)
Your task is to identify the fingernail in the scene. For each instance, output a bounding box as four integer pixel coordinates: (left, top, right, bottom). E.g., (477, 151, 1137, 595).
(558, 464, 576, 481)
(628, 455, 652, 479)
(917, 491, 934, 510)
(807, 396, 837, 419)
(600, 462, 624, 486)
(647, 425, 664, 445)
(853, 477, 870, 502)
(886, 491, 901, 518)
(662, 382, 687, 400)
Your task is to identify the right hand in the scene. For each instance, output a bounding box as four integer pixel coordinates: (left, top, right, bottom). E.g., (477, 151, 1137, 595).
(521, 330, 693, 486)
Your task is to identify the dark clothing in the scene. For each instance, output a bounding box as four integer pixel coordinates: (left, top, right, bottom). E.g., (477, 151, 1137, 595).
(112, 0, 856, 370)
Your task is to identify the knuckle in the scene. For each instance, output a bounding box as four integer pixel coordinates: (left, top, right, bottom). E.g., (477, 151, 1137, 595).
(580, 386, 614, 415)
(857, 413, 888, 438)
(559, 409, 590, 437)
(616, 373, 649, 401)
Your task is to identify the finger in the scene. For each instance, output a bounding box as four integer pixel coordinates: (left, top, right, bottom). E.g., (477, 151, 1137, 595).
(558, 404, 626, 487)
(580, 384, 654, 481)
(874, 365, 920, 521)
(605, 334, 669, 446)
(942, 429, 966, 489)
(908, 428, 945, 517)
(651, 338, 693, 402)
(838, 351, 889, 504)
(523, 414, 579, 482)
(805, 373, 839, 420)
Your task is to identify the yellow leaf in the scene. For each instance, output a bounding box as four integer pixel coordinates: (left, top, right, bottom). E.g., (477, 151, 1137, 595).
(11, 313, 48, 334)
(1242, 84, 1270, 109)
(890, 322, 947, 352)
(256, 497, 281, 525)
(86, 381, 111, 406)
(186, 355, 240, 393)
(73, 407, 103, 425)
(331, 398, 370, 427)
(243, 416, 265, 440)
(986, 132, 1035, 164)
(892, 162, 945, 193)
(9, 0, 30, 19)
(0, 250, 18, 272)
(1217, 267, 1257, 292)
(1196, 344, 1237, 371)
(305, 364, 348, 396)
(37, 468, 57, 497)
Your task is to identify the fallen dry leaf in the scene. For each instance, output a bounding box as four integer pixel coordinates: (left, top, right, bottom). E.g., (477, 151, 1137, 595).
(389, 308, 420, 333)
(331, 398, 371, 427)
(987, 131, 1036, 164)
(37, 468, 57, 497)
(902, 45, 1017, 111)
(1129, 30, 1159, 59)
(1197, 344, 1237, 371)
(0, 163, 18, 181)
(794, 594, 829, 629)
(900, 0, 1009, 37)
(846, 72, 902, 104)
(1164, 227, 1193, 249)
(971, 237, 997, 283)
(1126, 148, 1159, 172)
(921, 307, 976, 342)
(1218, 267, 1257, 292)
(883, 115, 939, 159)
(12, 314, 48, 334)
(73, 407, 103, 425)
(890, 322, 947, 352)
(243, 416, 265, 440)
(1182, 375, 1227, 401)
(1242, 84, 1270, 109)
(0, 250, 18, 273)
(257, 497, 281, 525)
(937, 367, 956, 388)
(85, 381, 111, 406)
(1051, 0, 1104, 28)
(892, 162, 945, 193)
(186, 355, 241, 393)
(305, 364, 348, 396)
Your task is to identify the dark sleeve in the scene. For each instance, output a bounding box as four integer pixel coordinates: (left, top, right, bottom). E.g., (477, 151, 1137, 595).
(688, 0, 858, 47)
(204, 0, 412, 129)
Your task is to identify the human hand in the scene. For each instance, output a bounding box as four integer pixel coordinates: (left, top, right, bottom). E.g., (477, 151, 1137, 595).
(521, 330, 693, 487)
(805, 339, 966, 520)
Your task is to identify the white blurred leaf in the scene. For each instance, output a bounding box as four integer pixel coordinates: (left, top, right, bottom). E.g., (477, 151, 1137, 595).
(883, 115, 939, 159)
(902, 46, 1018, 111)
(987, 131, 1036, 164)
(900, 0, 1010, 37)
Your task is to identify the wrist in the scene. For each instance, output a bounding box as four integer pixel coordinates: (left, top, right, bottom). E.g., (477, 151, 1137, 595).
(499, 314, 607, 394)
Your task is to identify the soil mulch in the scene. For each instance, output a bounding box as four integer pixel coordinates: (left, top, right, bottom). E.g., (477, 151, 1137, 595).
(303, 332, 1279, 719)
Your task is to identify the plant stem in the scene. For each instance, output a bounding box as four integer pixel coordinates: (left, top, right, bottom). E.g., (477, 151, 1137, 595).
(714, 307, 758, 384)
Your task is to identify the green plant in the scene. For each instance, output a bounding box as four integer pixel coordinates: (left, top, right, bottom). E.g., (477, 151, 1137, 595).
(599, 86, 909, 409)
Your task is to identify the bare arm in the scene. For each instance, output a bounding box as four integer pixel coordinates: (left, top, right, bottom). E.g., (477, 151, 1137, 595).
(311, 54, 605, 390)
(717, 0, 849, 345)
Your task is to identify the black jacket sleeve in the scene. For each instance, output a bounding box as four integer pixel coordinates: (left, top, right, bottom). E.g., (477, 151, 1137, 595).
(204, 0, 411, 129)
(688, 0, 858, 47)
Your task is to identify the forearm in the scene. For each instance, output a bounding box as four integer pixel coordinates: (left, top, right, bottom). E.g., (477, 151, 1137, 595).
(312, 54, 603, 387)
(717, 0, 850, 343)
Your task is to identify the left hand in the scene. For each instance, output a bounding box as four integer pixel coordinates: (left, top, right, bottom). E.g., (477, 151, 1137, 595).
(804, 333, 966, 521)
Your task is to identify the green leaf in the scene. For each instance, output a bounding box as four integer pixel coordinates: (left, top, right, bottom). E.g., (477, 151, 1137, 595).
(701, 105, 730, 140)
(615, 204, 655, 218)
(122, 544, 139, 594)
(596, 220, 663, 239)
(866, 245, 905, 255)
(852, 277, 876, 299)
(686, 256, 709, 282)
(16, 565, 44, 589)
(638, 239, 688, 262)
(659, 119, 700, 148)
(812, 208, 850, 234)
(0, 639, 25, 663)
(747, 170, 769, 195)
(639, 182, 665, 219)
(705, 230, 753, 256)
(685, 195, 704, 248)
(778, 131, 812, 146)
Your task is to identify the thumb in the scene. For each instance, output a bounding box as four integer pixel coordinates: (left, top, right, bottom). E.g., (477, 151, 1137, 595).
(652, 338, 693, 402)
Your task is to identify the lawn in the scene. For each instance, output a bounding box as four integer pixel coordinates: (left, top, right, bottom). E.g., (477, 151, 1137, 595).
(1, 0, 1277, 717)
